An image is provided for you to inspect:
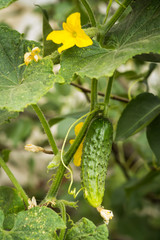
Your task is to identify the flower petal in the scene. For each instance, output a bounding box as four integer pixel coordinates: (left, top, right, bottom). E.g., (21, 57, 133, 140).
(76, 29, 93, 47)
(63, 22, 73, 33)
(73, 142, 83, 166)
(75, 122, 84, 136)
(58, 39, 76, 53)
(66, 12, 81, 30)
(46, 30, 71, 44)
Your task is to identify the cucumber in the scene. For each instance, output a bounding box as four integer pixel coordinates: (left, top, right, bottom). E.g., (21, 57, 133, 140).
(81, 116, 113, 208)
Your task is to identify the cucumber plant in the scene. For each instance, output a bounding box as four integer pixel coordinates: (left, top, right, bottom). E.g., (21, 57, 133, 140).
(0, 0, 160, 239)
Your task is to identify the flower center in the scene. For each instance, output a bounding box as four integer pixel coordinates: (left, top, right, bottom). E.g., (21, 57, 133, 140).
(72, 31, 77, 38)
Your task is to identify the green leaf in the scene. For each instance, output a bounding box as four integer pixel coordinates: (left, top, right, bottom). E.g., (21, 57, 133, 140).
(0, 207, 65, 240)
(0, 0, 17, 9)
(0, 186, 25, 215)
(65, 218, 108, 240)
(147, 114, 160, 163)
(0, 26, 55, 112)
(0, 109, 18, 126)
(116, 93, 160, 141)
(125, 170, 160, 194)
(59, 0, 160, 83)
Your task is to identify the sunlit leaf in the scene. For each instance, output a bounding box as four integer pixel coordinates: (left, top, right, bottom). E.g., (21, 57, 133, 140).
(0, 186, 25, 215)
(0, 109, 18, 126)
(0, 207, 65, 239)
(0, 26, 55, 112)
(65, 217, 108, 240)
(59, 0, 160, 83)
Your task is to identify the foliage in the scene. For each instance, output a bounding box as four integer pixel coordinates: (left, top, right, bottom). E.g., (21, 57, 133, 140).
(0, 0, 160, 240)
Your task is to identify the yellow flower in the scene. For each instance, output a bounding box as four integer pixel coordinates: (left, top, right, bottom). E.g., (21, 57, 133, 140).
(70, 122, 84, 167)
(24, 47, 42, 66)
(46, 12, 93, 53)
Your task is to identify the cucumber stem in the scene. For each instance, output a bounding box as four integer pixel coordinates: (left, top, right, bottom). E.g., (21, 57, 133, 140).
(0, 157, 29, 207)
(103, 75, 114, 117)
(79, 0, 96, 27)
(32, 104, 59, 155)
(57, 201, 66, 240)
(101, 0, 133, 44)
(90, 78, 98, 111)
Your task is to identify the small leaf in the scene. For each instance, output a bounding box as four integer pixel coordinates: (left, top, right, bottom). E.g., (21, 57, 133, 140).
(147, 114, 160, 163)
(0, 207, 65, 240)
(0, 186, 25, 215)
(0, 0, 17, 9)
(0, 109, 18, 126)
(65, 217, 108, 240)
(0, 26, 55, 112)
(116, 93, 160, 141)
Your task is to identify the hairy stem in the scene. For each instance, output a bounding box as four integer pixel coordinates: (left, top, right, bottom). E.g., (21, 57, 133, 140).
(32, 104, 58, 155)
(101, 0, 133, 43)
(103, 76, 114, 117)
(57, 201, 66, 240)
(103, 0, 113, 24)
(0, 157, 29, 207)
(90, 78, 98, 111)
(80, 0, 96, 27)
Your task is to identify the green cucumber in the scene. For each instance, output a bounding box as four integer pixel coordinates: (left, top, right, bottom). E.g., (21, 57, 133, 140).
(81, 116, 113, 208)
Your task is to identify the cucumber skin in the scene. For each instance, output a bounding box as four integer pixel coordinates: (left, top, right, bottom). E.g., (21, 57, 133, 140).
(81, 116, 113, 208)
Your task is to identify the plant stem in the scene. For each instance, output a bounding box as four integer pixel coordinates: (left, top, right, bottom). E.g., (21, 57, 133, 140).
(57, 201, 66, 240)
(90, 78, 98, 111)
(101, 0, 133, 43)
(32, 104, 58, 155)
(103, 76, 114, 117)
(80, 0, 96, 27)
(44, 109, 98, 202)
(0, 157, 29, 207)
(103, 0, 113, 24)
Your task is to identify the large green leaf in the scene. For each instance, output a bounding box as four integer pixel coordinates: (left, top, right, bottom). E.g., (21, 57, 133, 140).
(147, 114, 160, 163)
(0, 207, 65, 240)
(116, 93, 160, 141)
(58, 0, 160, 83)
(0, 186, 25, 215)
(0, 26, 55, 112)
(65, 218, 108, 240)
(0, 109, 18, 126)
(0, 186, 25, 231)
(0, 0, 17, 9)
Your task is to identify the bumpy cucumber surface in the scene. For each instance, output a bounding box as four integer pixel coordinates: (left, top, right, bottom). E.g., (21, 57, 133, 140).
(81, 116, 113, 208)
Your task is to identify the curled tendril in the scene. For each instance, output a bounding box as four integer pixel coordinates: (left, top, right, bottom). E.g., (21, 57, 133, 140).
(60, 111, 92, 198)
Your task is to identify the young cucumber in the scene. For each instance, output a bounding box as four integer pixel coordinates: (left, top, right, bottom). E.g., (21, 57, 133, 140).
(81, 116, 113, 208)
